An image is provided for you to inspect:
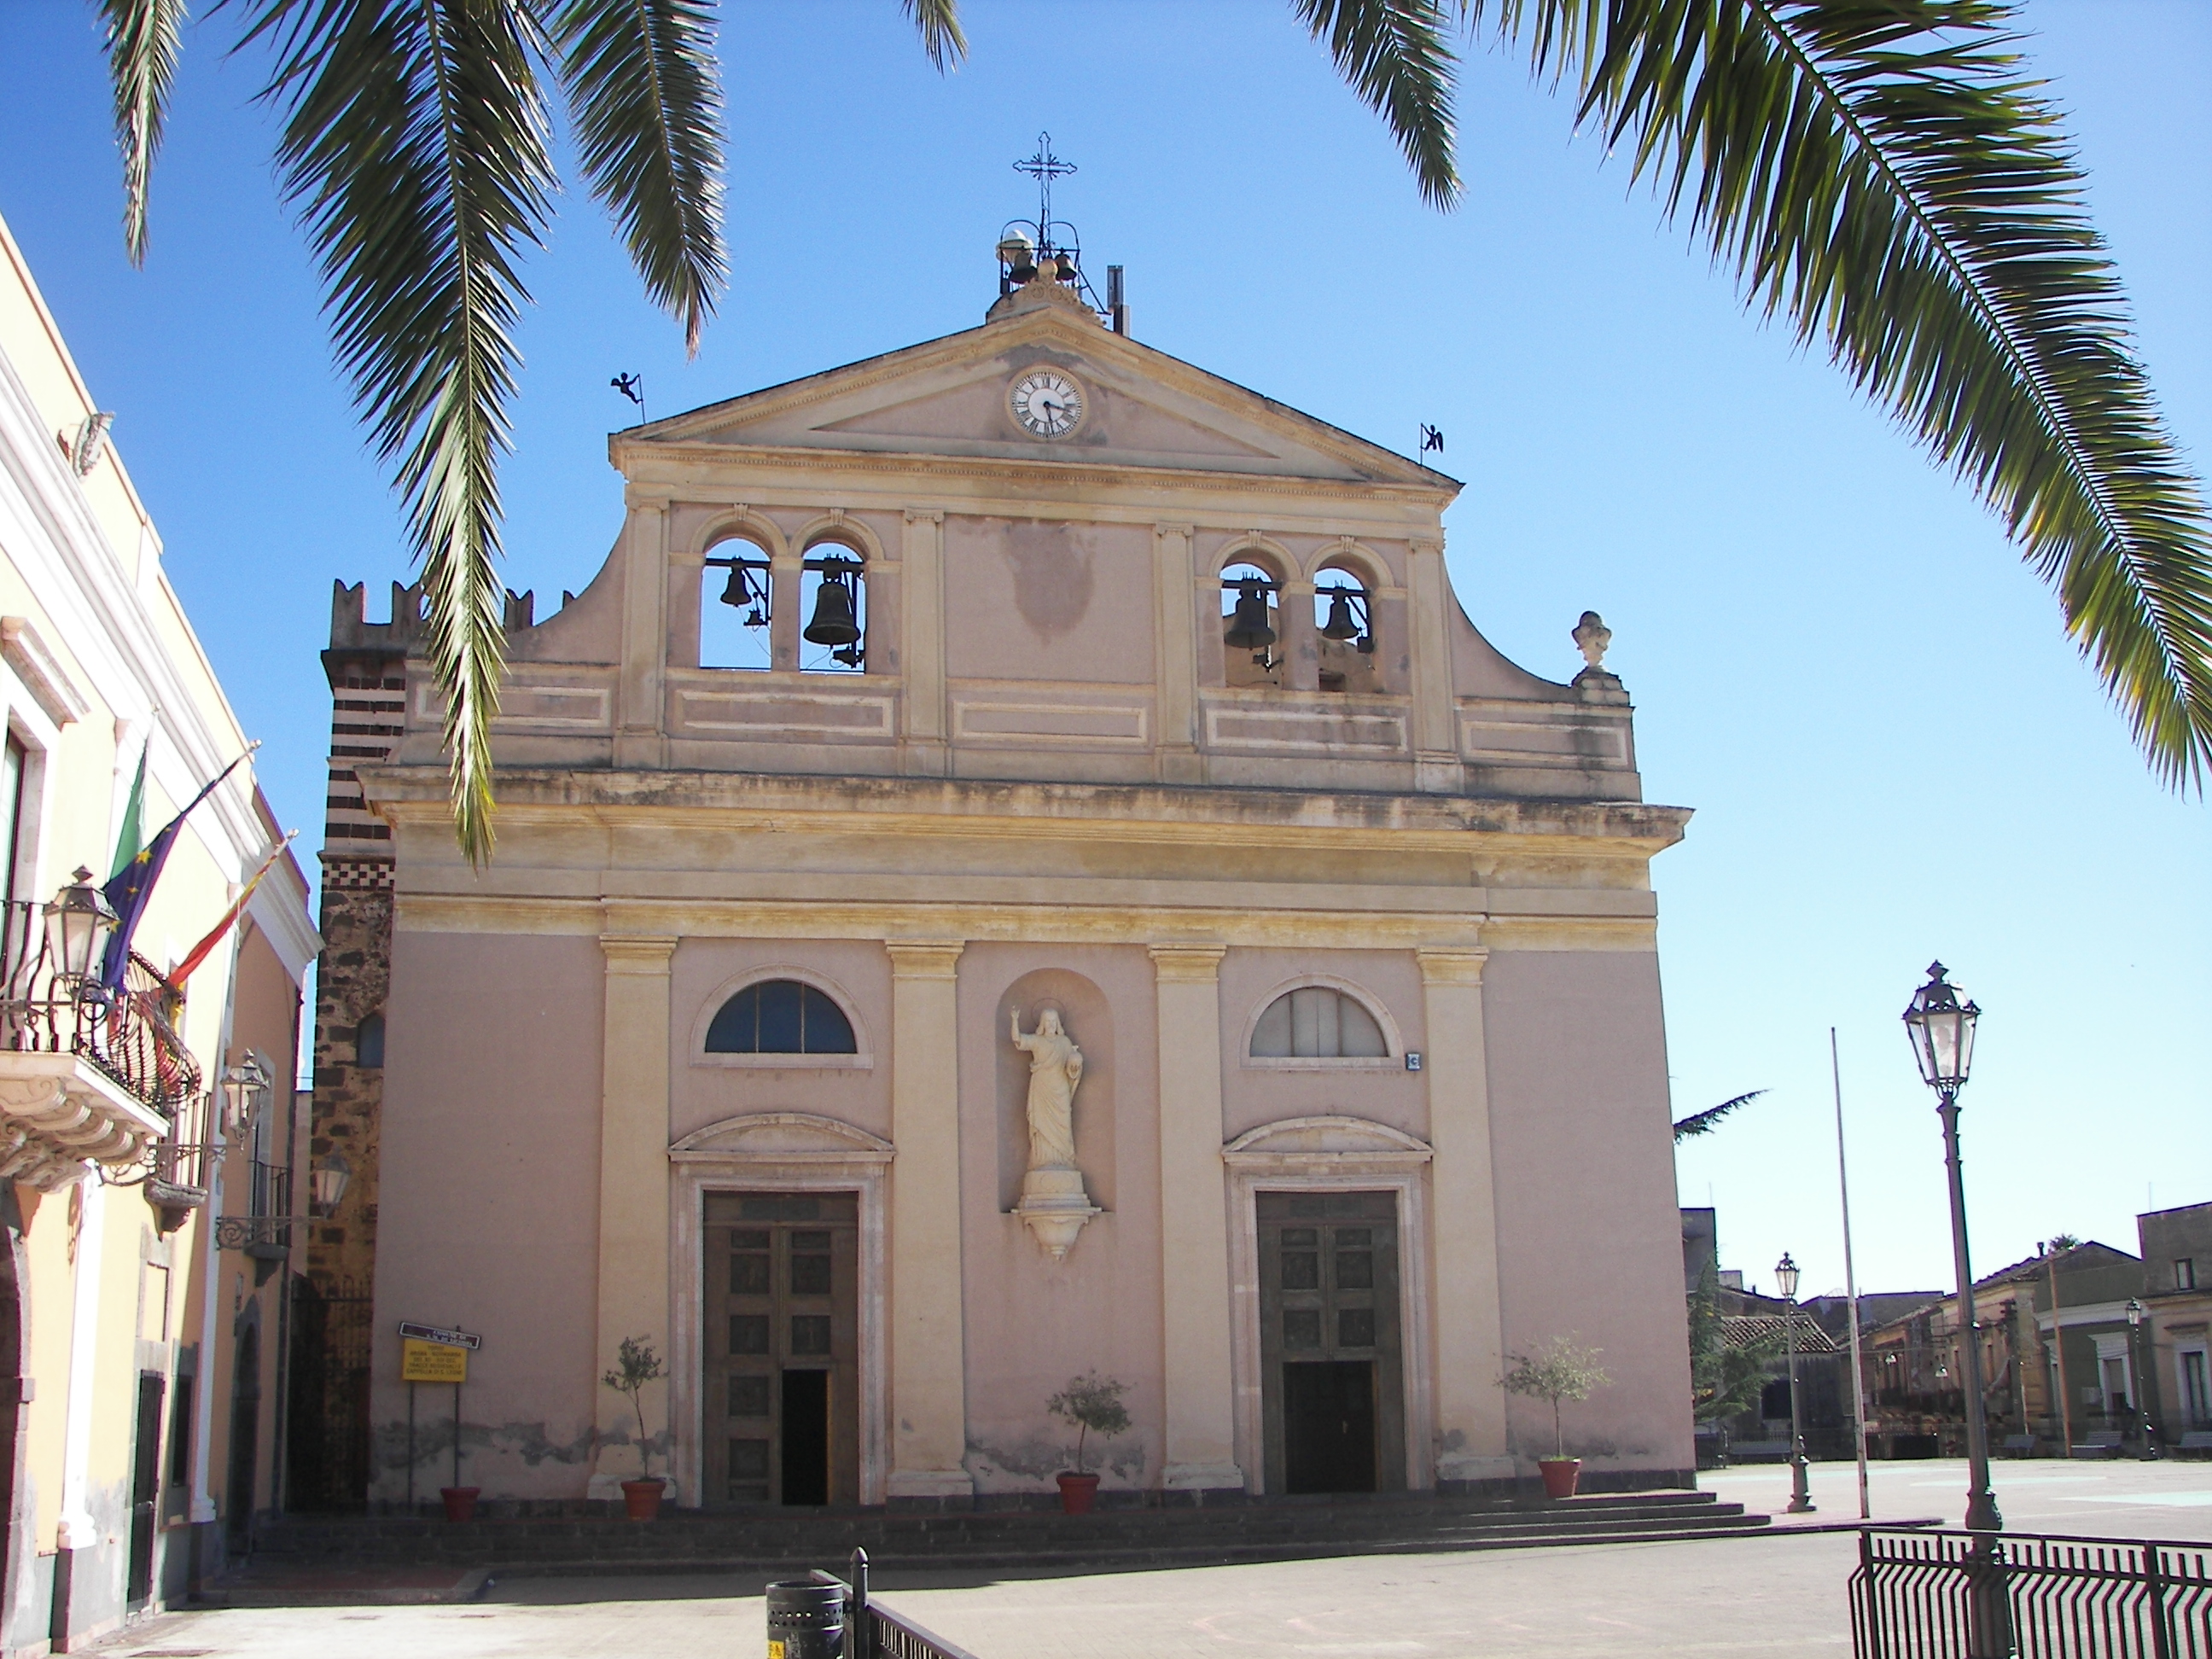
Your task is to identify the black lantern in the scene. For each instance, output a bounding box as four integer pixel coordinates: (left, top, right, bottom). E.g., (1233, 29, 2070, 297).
(45, 867, 115, 984)
(1775, 1253, 1800, 1301)
(310, 1150, 352, 1219)
(1223, 580, 1276, 651)
(1903, 962, 1979, 1093)
(220, 1054, 272, 1141)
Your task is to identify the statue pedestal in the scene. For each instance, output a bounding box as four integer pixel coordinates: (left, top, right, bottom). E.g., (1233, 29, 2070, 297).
(1016, 1166, 1099, 1260)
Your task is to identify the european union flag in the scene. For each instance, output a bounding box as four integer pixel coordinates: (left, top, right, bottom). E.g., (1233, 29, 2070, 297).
(99, 750, 251, 995)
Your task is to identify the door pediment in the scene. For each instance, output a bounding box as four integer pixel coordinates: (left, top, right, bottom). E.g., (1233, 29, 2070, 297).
(670, 1112, 893, 1164)
(1224, 1115, 1433, 1166)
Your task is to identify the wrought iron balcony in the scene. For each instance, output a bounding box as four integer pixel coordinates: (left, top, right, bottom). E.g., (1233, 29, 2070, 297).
(0, 897, 204, 1190)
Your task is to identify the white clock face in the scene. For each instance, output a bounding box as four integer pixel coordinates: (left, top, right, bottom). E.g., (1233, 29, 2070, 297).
(1010, 370, 1085, 439)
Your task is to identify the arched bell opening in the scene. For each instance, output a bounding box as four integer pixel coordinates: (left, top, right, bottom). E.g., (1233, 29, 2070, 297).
(1220, 559, 1284, 690)
(701, 535, 774, 670)
(797, 541, 868, 675)
(1311, 562, 1379, 695)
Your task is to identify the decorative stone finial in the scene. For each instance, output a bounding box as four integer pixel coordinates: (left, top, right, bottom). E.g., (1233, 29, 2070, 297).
(1572, 610, 1612, 672)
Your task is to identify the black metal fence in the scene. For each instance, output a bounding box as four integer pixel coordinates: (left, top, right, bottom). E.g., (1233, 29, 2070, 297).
(1852, 1528, 2212, 1657)
(838, 1550, 981, 1659)
(0, 899, 201, 1116)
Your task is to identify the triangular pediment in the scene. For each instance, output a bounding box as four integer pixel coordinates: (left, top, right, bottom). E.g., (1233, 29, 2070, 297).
(619, 300, 1457, 492)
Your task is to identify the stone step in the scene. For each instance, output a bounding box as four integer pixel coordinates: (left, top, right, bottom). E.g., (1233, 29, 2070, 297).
(249, 1489, 1760, 1574)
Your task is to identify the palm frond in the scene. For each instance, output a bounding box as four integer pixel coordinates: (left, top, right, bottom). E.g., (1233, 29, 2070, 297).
(1673, 1088, 1767, 1141)
(99, 0, 189, 265)
(553, 0, 726, 355)
(1296, 0, 1461, 207)
(1474, 0, 2212, 788)
(901, 0, 966, 71)
(248, 0, 556, 864)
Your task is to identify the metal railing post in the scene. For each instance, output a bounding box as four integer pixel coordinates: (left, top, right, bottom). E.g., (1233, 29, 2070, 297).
(2145, 1540, 2174, 1659)
(850, 1546, 872, 1659)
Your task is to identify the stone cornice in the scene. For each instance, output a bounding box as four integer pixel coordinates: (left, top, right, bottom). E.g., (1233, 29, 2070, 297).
(355, 764, 1689, 859)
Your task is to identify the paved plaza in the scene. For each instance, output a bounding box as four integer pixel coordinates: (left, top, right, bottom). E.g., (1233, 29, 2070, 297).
(100, 1460, 2212, 1659)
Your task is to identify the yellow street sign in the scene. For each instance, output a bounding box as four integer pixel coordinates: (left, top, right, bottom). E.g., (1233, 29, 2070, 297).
(402, 1338, 468, 1383)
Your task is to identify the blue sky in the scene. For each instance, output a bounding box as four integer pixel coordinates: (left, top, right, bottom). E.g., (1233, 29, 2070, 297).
(0, 2, 2203, 1300)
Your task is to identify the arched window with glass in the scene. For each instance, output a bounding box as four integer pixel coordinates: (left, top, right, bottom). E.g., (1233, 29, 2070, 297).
(705, 979, 859, 1055)
(1249, 984, 1391, 1060)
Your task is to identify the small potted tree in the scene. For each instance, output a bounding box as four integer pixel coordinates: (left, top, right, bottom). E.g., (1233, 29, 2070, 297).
(1046, 1371, 1130, 1515)
(1499, 1337, 1612, 1499)
(602, 1335, 668, 1520)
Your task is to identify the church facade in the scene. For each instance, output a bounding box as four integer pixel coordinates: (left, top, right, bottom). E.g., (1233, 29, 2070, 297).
(317, 263, 1694, 1511)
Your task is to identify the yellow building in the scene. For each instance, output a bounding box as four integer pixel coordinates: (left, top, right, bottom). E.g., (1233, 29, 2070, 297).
(0, 212, 317, 1654)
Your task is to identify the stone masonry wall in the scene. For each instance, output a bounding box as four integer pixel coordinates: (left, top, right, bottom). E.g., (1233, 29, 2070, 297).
(306, 864, 391, 1291)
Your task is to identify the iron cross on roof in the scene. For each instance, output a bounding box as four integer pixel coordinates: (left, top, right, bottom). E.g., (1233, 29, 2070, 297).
(1015, 131, 1078, 251)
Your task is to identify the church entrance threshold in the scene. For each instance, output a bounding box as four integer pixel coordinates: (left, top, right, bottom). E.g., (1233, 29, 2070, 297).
(704, 1191, 859, 1507)
(1258, 1190, 1405, 1495)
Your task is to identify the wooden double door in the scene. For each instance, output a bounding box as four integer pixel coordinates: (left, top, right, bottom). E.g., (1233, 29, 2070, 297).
(703, 1191, 859, 1507)
(1257, 1190, 1406, 1494)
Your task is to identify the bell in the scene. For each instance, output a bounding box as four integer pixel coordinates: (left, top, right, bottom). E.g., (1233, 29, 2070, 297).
(803, 575, 861, 647)
(1223, 582, 1276, 651)
(718, 566, 749, 608)
(1319, 588, 1361, 640)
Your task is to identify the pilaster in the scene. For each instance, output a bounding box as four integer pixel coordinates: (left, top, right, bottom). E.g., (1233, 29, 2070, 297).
(590, 933, 678, 1499)
(1153, 524, 1202, 783)
(614, 504, 671, 768)
(1149, 941, 1243, 1493)
(1417, 945, 1512, 1484)
(884, 939, 971, 1503)
(900, 511, 948, 777)
(1405, 542, 1461, 792)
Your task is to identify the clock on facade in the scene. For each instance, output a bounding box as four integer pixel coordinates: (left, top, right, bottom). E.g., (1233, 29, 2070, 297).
(1009, 370, 1086, 439)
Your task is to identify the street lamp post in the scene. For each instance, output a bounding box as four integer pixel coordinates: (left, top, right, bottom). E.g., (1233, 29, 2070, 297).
(2127, 1299, 2156, 1459)
(1904, 962, 2011, 1659)
(1903, 963, 2001, 1534)
(1776, 1253, 1815, 1514)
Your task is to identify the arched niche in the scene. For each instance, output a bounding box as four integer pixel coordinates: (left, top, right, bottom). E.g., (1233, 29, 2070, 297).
(995, 969, 1115, 1215)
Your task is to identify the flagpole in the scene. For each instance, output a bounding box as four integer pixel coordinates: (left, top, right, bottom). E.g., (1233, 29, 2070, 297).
(1833, 1027, 1870, 1520)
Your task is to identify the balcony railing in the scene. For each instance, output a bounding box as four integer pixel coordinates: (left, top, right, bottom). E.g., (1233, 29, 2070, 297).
(0, 898, 202, 1119)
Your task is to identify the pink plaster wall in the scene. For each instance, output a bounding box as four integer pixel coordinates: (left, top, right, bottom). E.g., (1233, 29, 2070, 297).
(953, 943, 1164, 1493)
(1481, 949, 1694, 1473)
(943, 517, 1155, 685)
(369, 932, 607, 1500)
(666, 940, 894, 1144)
(1216, 948, 1429, 1144)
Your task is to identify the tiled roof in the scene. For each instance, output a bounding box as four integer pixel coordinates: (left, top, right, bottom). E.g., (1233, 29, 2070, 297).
(1721, 1314, 1841, 1354)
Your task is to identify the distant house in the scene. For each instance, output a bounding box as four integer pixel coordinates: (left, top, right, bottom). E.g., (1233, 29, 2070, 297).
(2139, 1202, 2212, 1444)
(1862, 1241, 2146, 1456)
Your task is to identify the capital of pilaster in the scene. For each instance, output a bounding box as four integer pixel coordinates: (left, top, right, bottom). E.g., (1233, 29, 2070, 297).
(903, 509, 945, 525)
(600, 934, 678, 974)
(1416, 946, 1488, 987)
(885, 940, 965, 980)
(1149, 942, 1228, 983)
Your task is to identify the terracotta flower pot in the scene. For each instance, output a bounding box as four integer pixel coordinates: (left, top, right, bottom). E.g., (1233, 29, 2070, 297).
(1538, 1458, 1582, 1499)
(621, 1478, 667, 1521)
(1056, 1471, 1101, 1515)
(439, 1486, 480, 1522)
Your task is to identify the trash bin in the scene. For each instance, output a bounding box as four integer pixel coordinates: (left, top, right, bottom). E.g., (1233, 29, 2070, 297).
(765, 1575, 846, 1659)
